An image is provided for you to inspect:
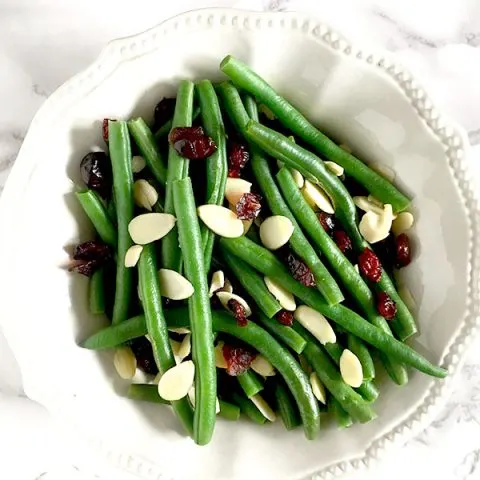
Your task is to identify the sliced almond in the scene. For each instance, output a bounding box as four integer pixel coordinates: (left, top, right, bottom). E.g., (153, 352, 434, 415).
(198, 204, 244, 238)
(132, 155, 146, 173)
(169, 338, 182, 364)
(392, 212, 414, 235)
(367, 195, 383, 207)
(168, 327, 190, 335)
(291, 168, 305, 188)
(134, 179, 158, 211)
(309, 372, 327, 404)
(113, 347, 137, 380)
(177, 334, 191, 362)
(188, 386, 221, 414)
(215, 341, 227, 368)
(264, 277, 296, 311)
(302, 180, 334, 214)
(324, 161, 344, 177)
(158, 360, 195, 401)
(251, 394, 276, 422)
(353, 196, 384, 216)
(128, 213, 176, 245)
(216, 291, 252, 317)
(221, 278, 233, 294)
(259, 215, 294, 250)
(294, 305, 336, 345)
(225, 178, 252, 206)
(158, 269, 194, 300)
(251, 355, 276, 377)
(124, 244, 143, 268)
(339, 349, 363, 388)
(370, 162, 395, 182)
(359, 204, 394, 244)
(209, 270, 225, 297)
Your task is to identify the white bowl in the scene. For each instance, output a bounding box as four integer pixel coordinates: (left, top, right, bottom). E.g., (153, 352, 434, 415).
(0, 8, 479, 480)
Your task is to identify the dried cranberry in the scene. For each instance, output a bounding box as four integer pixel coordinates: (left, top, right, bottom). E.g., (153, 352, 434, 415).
(317, 212, 335, 234)
(358, 248, 382, 283)
(287, 253, 316, 287)
(377, 292, 397, 319)
(102, 119, 109, 143)
(69, 241, 111, 277)
(395, 233, 412, 268)
(236, 193, 262, 220)
(228, 143, 249, 178)
(154, 97, 176, 128)
(130, 336, 159, 375)
(169, 126, 217, 160)
(228, 299, 248, 327)
(333, 230, 352, 255)
(222, 344, 257, 376)
(276, 310, 294, 326)
(80, 151, 112, 198)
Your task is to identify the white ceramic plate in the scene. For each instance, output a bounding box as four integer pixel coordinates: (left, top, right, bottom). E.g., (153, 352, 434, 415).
(0, 8, 479, 480)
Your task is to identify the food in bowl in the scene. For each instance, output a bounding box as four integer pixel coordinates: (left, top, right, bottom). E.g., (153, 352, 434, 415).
(72, 55, 447, 445)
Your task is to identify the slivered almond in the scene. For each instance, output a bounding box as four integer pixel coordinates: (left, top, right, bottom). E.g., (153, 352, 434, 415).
(132, 155, 146, 173)
(359, 204, 394, 243)
(215, 341, 227, 368)
(251, 355, 276, 377)
(209, 270, 225, 297)
(251, 394, 276, 422)
(114, 347, 137, 380)
(225, 178, 252, 206)
(324, 161, 344, 177)
(168, 327, 190, 334)
(158, 360, 195, 401)
(134, 179, 158, 211)
(198, 204, 244, 238)
(291, 168, 305, 188)
(259, 215, 294, 250)
(216, 291, 252, 317)
(264, 277, 296, 311)
(294, 305, 336, 345)
(302, 180, 334, 214)
(128, 213, 176, 245)
(158, 269, 194, 300)
(309, 372, 326, 404)
(392, 212, 414, 235)
(353, 196, 384, 216)
(177, 334, 191, 362)
(221, 278, 233, 294)
(339, 349, 363, 388)
(124, 245, 143, 268)
(169, 338, 182, 364)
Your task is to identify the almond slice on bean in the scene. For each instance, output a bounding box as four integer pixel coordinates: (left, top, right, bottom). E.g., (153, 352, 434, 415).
(259, 215, 294, 250)
(264, 276, 296, 311)
(392, 212, 414, 235)
(216, 291, 252, 317)
(309, 372, 326, 404)
(302, 180, 334, 214)
(359, 204, 394, 244)
(294, 305, 336, 345)
(339, 349, 363, 388)
(158, 269, 194, 300)
(221, 278, 233, 294)
(114, 347, 137, 380)
(169, 338, 182, 364)
(225, 178, 252, 206)
(188, 387, 221, 414)
(209, 270, 225, 297)
(124, 244, 143, 268)
(251, 355, 276, 377)
(134, 179, 158, 211)
(215, 341, 227, 368)
(128, 213, 176, 245)
(251, 394, 276, 422)
(324, 161, 344, 177)
(158, 360, 195, 401)
(197, 205, 244, 238)
(291, 168, 305, 188)
(132, 155, 146, 173)
(177, 334, 191, 362)
(353, 196, 384, 216)
(168, 327, 191, 334)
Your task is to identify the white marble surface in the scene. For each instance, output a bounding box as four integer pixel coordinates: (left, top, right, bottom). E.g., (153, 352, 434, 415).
(1, 0, 480, 479)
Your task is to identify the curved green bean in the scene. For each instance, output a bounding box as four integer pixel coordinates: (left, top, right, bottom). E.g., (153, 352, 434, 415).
(218, 400, 241, 421)
(329, 397, 353, 429)
(275, 380, 302, 430)
(232, 391, 266, 425)
(347, 334, 375, 381)
(238, 370, 264, 398)
(89, 268, 106, 315)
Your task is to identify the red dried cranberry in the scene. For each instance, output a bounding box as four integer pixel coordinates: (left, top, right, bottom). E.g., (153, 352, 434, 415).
(154, 97, 176, 128)
(236, 193, 262, 220)
(377, 292, 397, 319)
(69, 241, 111, 277)
(317, 212, 335, 234)
(395, 233, 412, 268)
(228, 299, 248, 327)
(169, 126, 217, 160)
(333, 230, 352, 255)
(130, 337, 159, 375)
(276, 310, 294, 326)
(358, 248, 382, 283)
(222, 344, 257, 376)
(228, 143, 249, 178)
(80, 151, 112, 198)
(287, 253, 316, 287)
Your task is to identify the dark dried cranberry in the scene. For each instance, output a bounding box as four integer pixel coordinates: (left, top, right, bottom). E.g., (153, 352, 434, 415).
(228, 299, 248, 327)
(287, 253, 316, 287)
(80, 151, 112, 198)
(69, 260, 98, 277)
(130, 337, 159, 375)
(69, 241, 111, 277)
(377, 292, 397, 319)
(317, 212, 335, 234)
(222, 344, 257, 376)
(154, 97, 176, 128)
(395, 233, 412, 268)
(228, 143, 249, 178)
(333, 230, 352, 255)
(276, 310, 294, 326)
(358, 248, 382, 283)
(236, 193, 262, 220)
(168, 126, 217, 160)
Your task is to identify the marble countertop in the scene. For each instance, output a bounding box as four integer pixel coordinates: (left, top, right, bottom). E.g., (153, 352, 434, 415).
(1, 1, 480, 479)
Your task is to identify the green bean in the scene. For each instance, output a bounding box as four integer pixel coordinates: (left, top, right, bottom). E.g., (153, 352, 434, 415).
(162, 80, 195, 272)
(221, 249, 282, 318)
(173, 177, 216, 445)
(128, 117, 167, 185)
(347, 334, 375, 381)
(76, 190, 117, 247)
(138, 244, 194, 436)
(380, 352, 409, 385)
(107, 195, 116, 225)
(108, 120, 134, 325)
(154, 106, 201, 140)
(218, 400, 241, 421)
(89, 268, 106, 315)
(238, 370, 264, 398)
(329, 397, 353, 429)
(219, 236, 447, 379)
(197, 80, 228, 272)
(220, 56, 410, 211)
(232, 392, 266, 425)
(275, 380, 302, 430)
